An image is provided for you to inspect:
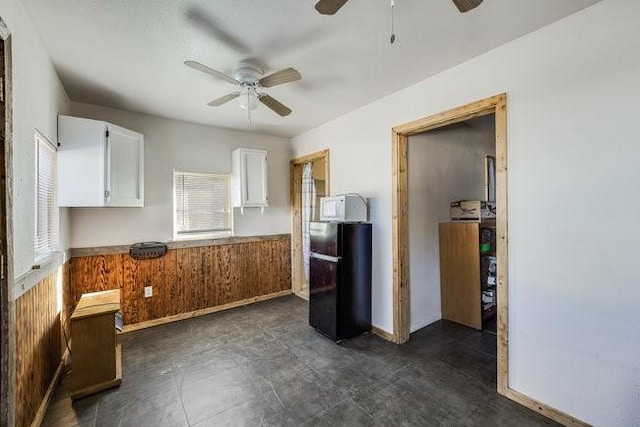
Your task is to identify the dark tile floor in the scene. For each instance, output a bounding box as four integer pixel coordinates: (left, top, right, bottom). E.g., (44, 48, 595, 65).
(43, 296, 557, 426)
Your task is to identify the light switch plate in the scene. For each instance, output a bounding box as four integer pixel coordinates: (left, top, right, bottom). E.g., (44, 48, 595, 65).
(144, 286, 153, 298)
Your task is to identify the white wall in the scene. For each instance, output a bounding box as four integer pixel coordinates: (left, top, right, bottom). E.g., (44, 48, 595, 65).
(0, 0, 71, 278)
(291, 0, 640, 424)
(67, 102, 291, 248)
(408, 117, 494, 332)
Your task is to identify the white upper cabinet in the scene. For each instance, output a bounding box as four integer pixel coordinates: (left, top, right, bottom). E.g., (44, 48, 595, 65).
(58, 116, 144, 207)
(232, 148, 268, 208)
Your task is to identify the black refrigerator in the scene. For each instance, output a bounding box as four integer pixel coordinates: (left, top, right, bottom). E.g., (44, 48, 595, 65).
(309, 222, 372, 342)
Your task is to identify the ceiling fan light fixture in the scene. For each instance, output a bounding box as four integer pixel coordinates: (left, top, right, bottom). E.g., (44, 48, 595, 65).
(239, 86, 259, 111)
(187, 60, 297, 118)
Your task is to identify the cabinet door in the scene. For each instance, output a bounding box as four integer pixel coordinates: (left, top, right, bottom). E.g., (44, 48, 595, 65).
(58, 116, 107, 207)
(241, 150, 268, 207)
(105, 125, 144, 207)
(232, 148, 268, 208)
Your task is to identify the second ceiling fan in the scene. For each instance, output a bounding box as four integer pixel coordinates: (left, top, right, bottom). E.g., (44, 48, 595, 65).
(315, 0, 484, 15)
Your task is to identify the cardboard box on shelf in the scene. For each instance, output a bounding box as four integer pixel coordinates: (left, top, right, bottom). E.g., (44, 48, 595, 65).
(450, 200, 496, 221)
(482, 288, 495, 304)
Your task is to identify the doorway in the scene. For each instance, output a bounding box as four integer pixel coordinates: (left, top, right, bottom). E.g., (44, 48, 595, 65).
(408, 114, 496, 334)
(290, 150, 329, 299)
(0, 17, 13, 427)
(391, 94, 508, 392)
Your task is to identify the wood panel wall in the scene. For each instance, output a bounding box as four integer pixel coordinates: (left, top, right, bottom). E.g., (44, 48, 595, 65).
(15, 265, 66, 427)
(70, 238, 291, 326)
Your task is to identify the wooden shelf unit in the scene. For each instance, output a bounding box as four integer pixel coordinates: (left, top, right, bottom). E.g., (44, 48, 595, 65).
(439, 221, 496, 330)
(70, 289, 122, 399)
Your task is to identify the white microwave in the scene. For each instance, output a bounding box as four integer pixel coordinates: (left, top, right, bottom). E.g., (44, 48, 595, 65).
(319, 195, 367, 222)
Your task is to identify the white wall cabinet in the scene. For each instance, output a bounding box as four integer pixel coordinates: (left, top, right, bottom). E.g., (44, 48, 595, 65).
(232, 148, 268, 208)
(58, 116, 144, 207)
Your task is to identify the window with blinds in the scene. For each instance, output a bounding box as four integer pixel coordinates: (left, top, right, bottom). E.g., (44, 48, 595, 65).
(35, 132, 57, 258)
(173, 171, 232, 238)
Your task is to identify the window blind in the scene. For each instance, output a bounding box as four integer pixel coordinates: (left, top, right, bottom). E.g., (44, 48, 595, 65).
(35, 133, 57, 257)
(174, 171, 232, 237)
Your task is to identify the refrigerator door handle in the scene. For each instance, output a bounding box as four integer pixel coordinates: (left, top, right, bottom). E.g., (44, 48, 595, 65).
(310, 253, 342, 263)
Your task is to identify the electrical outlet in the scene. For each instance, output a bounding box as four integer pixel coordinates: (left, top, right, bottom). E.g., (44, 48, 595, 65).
(144, 286, 153, 298)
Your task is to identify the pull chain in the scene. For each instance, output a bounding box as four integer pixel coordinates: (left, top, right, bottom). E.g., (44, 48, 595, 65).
(390, 0, 396, 44)
(247, 91, 252, 130)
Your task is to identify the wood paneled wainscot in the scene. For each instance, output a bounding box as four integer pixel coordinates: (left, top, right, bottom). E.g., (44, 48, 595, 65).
(15, 262, 70, 427)
(70, 235, 291, 329)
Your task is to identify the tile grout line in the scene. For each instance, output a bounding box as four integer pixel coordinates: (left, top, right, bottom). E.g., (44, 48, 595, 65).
(452, 336, 499, 360)
(269, 382, 286, 410)
(193, 390, 265, 426)
(170, 367, 191, 426)
(91, 398, 99, 427)
(305, 395, 352, 423)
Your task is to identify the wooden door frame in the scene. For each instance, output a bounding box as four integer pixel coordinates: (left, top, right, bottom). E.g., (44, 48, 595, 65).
(391, 94, 507, 346)
(391, 94, 508, 348)
(391, 94, 582, 425)
(0, 17, 15, 427)
(392, 93, 506, 366)
(290, 149, 329, 298)
(393, 94, 506, 377)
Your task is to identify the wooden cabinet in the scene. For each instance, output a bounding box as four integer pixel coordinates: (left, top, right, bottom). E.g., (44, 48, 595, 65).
(58, 115, 144, 207)
(70, 290, 122, 400)
(439, 221, 496, 330)
(232, 148, 268, 208)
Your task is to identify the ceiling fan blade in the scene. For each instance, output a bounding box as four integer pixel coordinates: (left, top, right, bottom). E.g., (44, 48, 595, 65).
(259, 94, 292, 117)
(452, 0, 484, 13)
(207, 92, 240, 107)
(184, 60, 239, 85)
(258, 67, 302, 88)
(315, 0, 349, 15)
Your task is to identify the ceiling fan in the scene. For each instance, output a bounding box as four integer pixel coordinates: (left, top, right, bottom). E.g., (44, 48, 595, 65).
(315, 0, 483, 15)
(184, 60, 301, 117)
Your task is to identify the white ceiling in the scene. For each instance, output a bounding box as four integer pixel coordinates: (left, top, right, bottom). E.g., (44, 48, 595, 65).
(22, 0, 600, 138)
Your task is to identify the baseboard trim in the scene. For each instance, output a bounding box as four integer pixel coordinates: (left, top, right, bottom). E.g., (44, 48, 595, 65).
(371, 326, 395, 343)
(122, 290, 293, 333)
(502, 388, 588, 426)
(32, 349, 69, 427)
(293, 290, 309, 301)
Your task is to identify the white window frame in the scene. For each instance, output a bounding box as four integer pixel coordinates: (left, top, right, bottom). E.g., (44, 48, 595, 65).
(34, 131, 57, 260)
(172, 170, 233, 240)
